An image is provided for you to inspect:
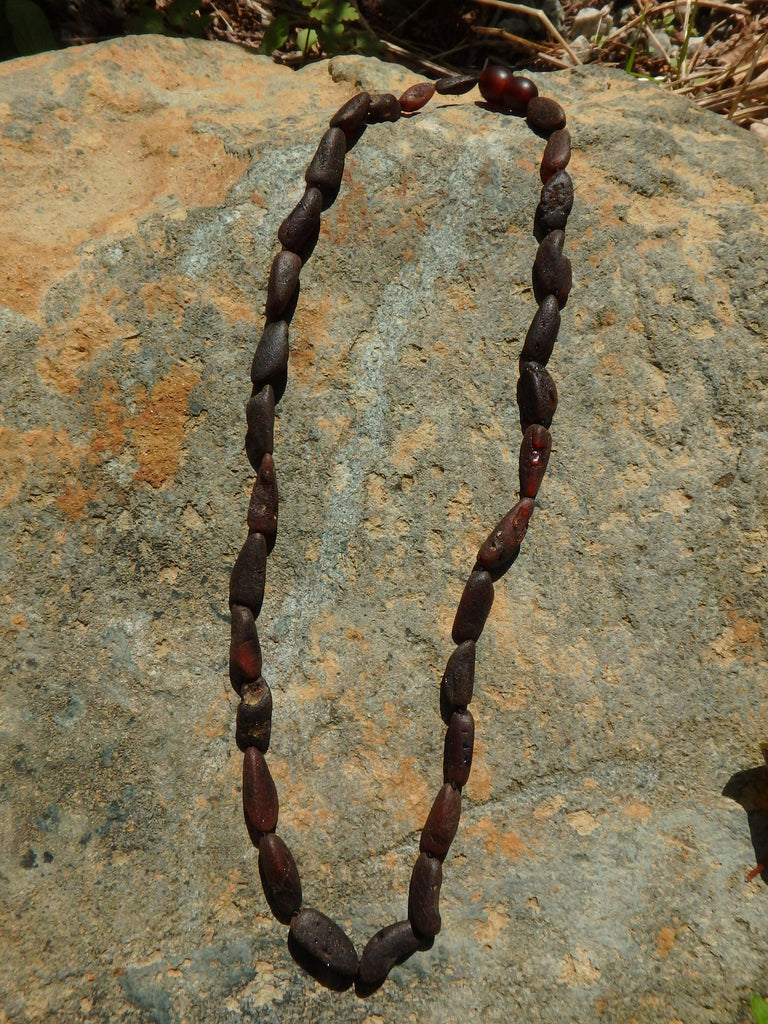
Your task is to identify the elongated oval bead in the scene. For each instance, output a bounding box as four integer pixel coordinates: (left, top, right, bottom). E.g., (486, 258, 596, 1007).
(278, 186, 323, 256)
(435, 73, 478, 95)
(399, 81, 436, 112)
(532, 230, 571, 307)
(245, 384, 275, 472)
(439, 640, 475, 724)
(517, 361, 558, 431)
(358, 921, 422, 990)
(443, 710, 475, 788)
(330, 91, 371, 137)
(519, 424, 552, 499)
(258, 832, 302, 924)
(452, 570, 494, 644)
(305, 126, 346, 198)
(236, 678, 273, 753)
(476, 497, 535, 579)
(527, 95, 567, 135)
(247, 452, 279, 552)
(229, 603, 262, 694)
(536, 169, 574, 237)
(367, 93, 401, 123)
(501, 74, 537, 115)
(265, 249, 301, 321)
(242, 746, 278, 842)
(521, 294, 560, 366)
(478, 65, 513, 105)
(289, 908, 359, 982)
(420, 784, 462, 859)
(229, 531, 267, 616)
(408, 853, 442, 938)
(540, 127, 571, 182)
(251, 320, 289, 402)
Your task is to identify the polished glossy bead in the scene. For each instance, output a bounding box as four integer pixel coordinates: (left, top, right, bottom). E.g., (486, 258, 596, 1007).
(358, 920, 422, 990)
(367, 93, 401, 123)
(536, 170, 574, 237)
(250, 321, 289, 402)
(289, 908, 359, 980)
(305, 126, 347, 198)
(439, 640, 475, 724)
(236, 678, 273, 753)
(242, 746, 278, 842)
(532, 229, 572, 307)
(399, 81, 436, 112)
(245, 385, 275, 472)
(443, 710, 475, 788)
(540, 127, 571, 182)
(476, 497, 535, 579)
(229, 603, 262, 694)
(478, 65, 514, 105)
(408, 853, 442, 938)
(527, 95, 567, 135)
(521, 294, 560, 366)
(501, 74, 538, 115)
(258, 832, 302, 924)
(265, 249, 301, 321)
(517, 361, 558, 431)
(435, 73, 479, 95)
(420, 784, 462, 858)
(247, 452, 279, 552)
(330, 91, 371, 137)
(519, 424, 552, 499)
(229, 531, 267, 616)
(278, 186, 323, 255)
(452, 570, 494, 644)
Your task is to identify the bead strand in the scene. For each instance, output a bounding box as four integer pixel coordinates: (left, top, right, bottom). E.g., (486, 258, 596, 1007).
(227, 66, 574, 993)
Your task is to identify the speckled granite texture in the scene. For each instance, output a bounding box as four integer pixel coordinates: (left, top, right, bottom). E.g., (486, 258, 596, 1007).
(1, 35, 767, 1024)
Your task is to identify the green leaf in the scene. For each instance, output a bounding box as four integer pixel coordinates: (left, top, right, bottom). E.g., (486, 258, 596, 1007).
(5, 0, 57, 55)
(752, 995, 768, 1024)
(260, 12, 290, 53)
(296, 26, 318, 52)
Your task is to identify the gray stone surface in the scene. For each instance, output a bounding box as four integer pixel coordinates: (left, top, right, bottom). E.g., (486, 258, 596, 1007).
(1, 35, 767, 1024)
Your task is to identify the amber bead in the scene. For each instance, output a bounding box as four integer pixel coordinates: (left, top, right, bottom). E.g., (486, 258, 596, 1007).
(242, 746, 278, 842)
(532, 229, 572, 307)
(517, 361, 558, 431)
(229, 531, 267, 616)
(527, 95, 567, 135)
(435, 73, 479, 96)
(358, 920, 422, 990)
(367, 93, 401, 123)
(420, 784, 462, 859)
(289, 908, 359, 982)
(399, 81, 436, 112)
(305, 126, 347, 199)
(247, 452, 279, 552)
(245, 384, 275, 472)
(521, 294, 560, 366)
(439, 640, 475, 724)
(443, 710, 475, 788)
(540, 127, 571, 182)
(329, 91, 371, 138)
(478, 65, 514, 105)
(236, 678, 273, 753)
(229, 603, 262, 694)
(536, 170, 574, 238)
(476, 497, 535, 579)
(519, 424, 552, 500)
(278, 186, 323, 256)
(501, 75, 538, 115)
(265, 249, 301, 321)
(408, 853, 442, 938)
(452, 569, 494, 644)
(250, 320, 289, 402)
(258, 832, 302, 924)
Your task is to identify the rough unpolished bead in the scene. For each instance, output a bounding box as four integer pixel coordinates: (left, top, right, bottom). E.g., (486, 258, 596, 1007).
(408, 853, 442, 938)
(420, 784, 462, 859)
(540, 127, 572, 182)
(251, 320, 289, 402)
(278, 186, 323, 255)
(305, 126, 346, 198)
(229, 603, 262, 693)
(517, 361, 558, 431)
(236, 678, 273, 753)
(452, 570, 494, 644)
(265, 249, 301, 321)
(519, 424, 552, 499)
(245, 385, 275, 472)
(242, 746, 278, 842)
(476, 497, 535, 579)
(367, 93, 401, 122)
(247, 453, 279, 552)
(443, 710, 475, 788)
(289, 908, 359, 980)
(229, 531, 267, 616)
(435, 73, 478, 95)
(258, 832, 302, 924)
(358, 921, 422, 989)
(536, 170, 574, 237)
(330, 91, 371, 137)
(439, 640, 475, 724)
(532, 230, 572, 307)
(527, 95, 567, 135)
(399, 81, 435, 112)
(521, 294, 560, 366)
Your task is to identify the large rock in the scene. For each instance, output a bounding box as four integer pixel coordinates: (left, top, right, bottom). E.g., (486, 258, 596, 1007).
(1, 34, 767, 1024)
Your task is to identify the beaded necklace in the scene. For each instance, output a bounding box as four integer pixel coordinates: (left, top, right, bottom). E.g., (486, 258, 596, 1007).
(227, 65, 574, 994)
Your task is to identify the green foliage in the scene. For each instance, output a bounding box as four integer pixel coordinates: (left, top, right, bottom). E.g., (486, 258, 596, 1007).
(260, 12, 290, 54)
(261, 0, 379, 59)
(752, 994, 768, 1024)
(2, 0, 58, 57)
(126, 0, 210, 38)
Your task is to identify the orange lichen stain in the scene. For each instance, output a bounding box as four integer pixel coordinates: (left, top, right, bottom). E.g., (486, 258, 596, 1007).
(622, 800, 653, 822)
(732, 614, 761, 644)
(129, 362, 201, 488)
(558, 950, 600, 985)
(498, 830, 529, 861)
(56, 478, 99, 521)
(656, 925, 677, 957)
(92, 379, 128, 458)
(474, 905, 511, 946)
(10, 613, 28, 630)
(0, 426, 85, 508)
(391, 418, 439, 475)
(36, 298, 125, 394)
(140, 277, 197, 323)
(465, 817, 500, 853)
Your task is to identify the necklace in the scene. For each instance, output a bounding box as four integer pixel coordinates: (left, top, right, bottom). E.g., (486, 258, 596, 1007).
(228, 65, 574, 994)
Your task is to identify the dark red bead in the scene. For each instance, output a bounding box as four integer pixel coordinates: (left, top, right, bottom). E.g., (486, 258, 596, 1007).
(242, 746, 278, 842)
(420, 784, 462, 859)
(399, 81, 436, 113)
(358, 921, 422, 990)
(408, 853, 442, 938)
(439, 640, 475, 724)
(517, 361, 558, 431)
(329, 91, 371, 138)
(229, 604, 262, 694)
(367, 94, 401, 123)
(476, 497, 535, 579)
(527, 96, 567, 136)
(277, 186, 323, 256)
(245, 385, 275, 472)
(519, 424, 552, 499)
(229, 532, 267, 616)
(258, 832, 302, 924)
(265, 249, 301, 321)
(532, 229, 572, 307)
(540, 127, 572, 182)
(435, 73, 479, 96)
(521, 294, 560, 366)
(247, 453, 279, 552)
(289, 908, 359, 983)
(501, 75, 538, 115)
(250, 321, 289, 402)
(478, 65, 514, 105)
(452, 570, 494, 644)
(236, 678, 273, 753)
(305, 126, 346, 198)
(443, 710, 475, 788)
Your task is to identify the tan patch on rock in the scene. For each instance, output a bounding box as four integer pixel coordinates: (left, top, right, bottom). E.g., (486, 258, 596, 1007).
(36, 299, 125, 395)
(0, 426, 85, 508)
(129, 363, 202, 488)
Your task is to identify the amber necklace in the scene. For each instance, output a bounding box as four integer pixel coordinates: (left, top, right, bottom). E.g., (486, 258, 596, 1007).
(227, 65, 574, 994)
